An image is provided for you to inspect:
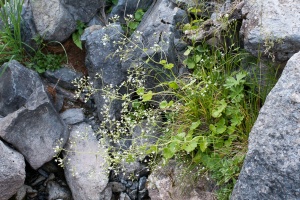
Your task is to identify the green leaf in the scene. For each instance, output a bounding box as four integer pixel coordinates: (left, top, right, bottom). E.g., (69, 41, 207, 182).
(209, 124, 217, 134)
(72, 32, 82, 50)
(224, 76, 237, 88)
(199, 137, 208, 152)
(225, 105, 239, 116)
(227, 125, 236, 134)
(159, 100, 168, 109)
(128, 21, 139, 30)
(236, 72, 247, 83)
(193, 150, 202, 164)
(159, 60, 167, 65)
(168, 81, 179, 90)
(163, 147, 175, 159)
(112, 0, 118, 5)
(184, 48, 191, 56)
(125, 154, 135, 162)
(224, 139, 232, 147)
(184, 139, 198, 153)
(176, 132, 186, 139)
(122, 94, 127, 100)
(134, 9, 145, 21)
(168, 100, 174, 107)
(216, 118, 227, 134)
(212, 99, 227, 118)
(164, 63, 174, 69)
(142, 91, 153, 101)
(132, 101, 141, 109)
(136, 87, 144, 96)
(194, 54, 201, 63)
(183, 57, 196, 69)
(228, 85, 244, 103)
(146, 145, 158, 154)
(231, 114, 244, 126)
(190, 120, 201, 130)
(224, 72, 247, 89)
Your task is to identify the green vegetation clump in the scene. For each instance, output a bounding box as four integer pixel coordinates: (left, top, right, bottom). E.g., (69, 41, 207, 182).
(0, 0, 67, 73)
(69, 21, 277, 200)
(49, 2, 278, 200)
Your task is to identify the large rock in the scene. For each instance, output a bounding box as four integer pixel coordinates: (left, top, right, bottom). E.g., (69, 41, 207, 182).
(241, 0, 300, 61)
(0, 140, 26, 200)
(147, 160, 215, 200)
(21, 0, 39, 51)
(64, 123, 109, 200)
(28, 0, 103, 42)
(61, 0, 104, 23)
(85, 23, 126, 121)
(121, 0, 188, 90)
(0, 85, 69, 169)
(30, 0, 76, 42)
(0, 60, 41, 116)
(231, 51, 300, 199)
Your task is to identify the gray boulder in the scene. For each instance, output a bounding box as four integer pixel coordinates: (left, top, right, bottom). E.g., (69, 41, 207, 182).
(46, 181, 72, 200)
(21, 0, 39, 51)
(147, 160, 215, 200)
(231, 51, 300, 199)
(0, 85, 69, 169)
(0, 60, 41, 116)
(61, 0, 104, 23)
(85, 23, 126, 121)
(0, 140, 26, 200)
(30, 0, 76, 42)
(64, 123, 109, 200)
(121, 0, 188, 90)
(241, 0, 300, 62)
(28, 0, 104, 42)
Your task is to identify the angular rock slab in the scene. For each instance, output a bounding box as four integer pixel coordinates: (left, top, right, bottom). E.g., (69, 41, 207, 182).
(0, 85, 69, 170)
(231, 51, 300, 199)
(0, 140, 26, 200)
(85, 24, 125, 121)
(61, 0, 105, 23)
(241, 0, 300, 61)
(44, 67, 83, 90)
(121, 0, 188, 90)
(64, 123, 109, 200)
(0, 60, 41, 116)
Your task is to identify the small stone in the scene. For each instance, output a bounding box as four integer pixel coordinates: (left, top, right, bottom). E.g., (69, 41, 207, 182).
(119, 192, 131, 200)
(46, 181, 72, 200)
(99, 185, 113, 200)
(60, 108, 85, 125)
(31, 175, 46, 186)
(138, 176, 147, 191)
(138, 188, 148, 200)
(15, 185, 33, 200)
(109, 182, 126, 193)
(130, 182, 138, 190)
(128, 189, 138, 200)
(44, 67, 83, 90)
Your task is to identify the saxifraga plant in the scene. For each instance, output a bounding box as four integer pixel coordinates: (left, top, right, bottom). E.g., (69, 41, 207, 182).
(59, 7, 277, 200)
